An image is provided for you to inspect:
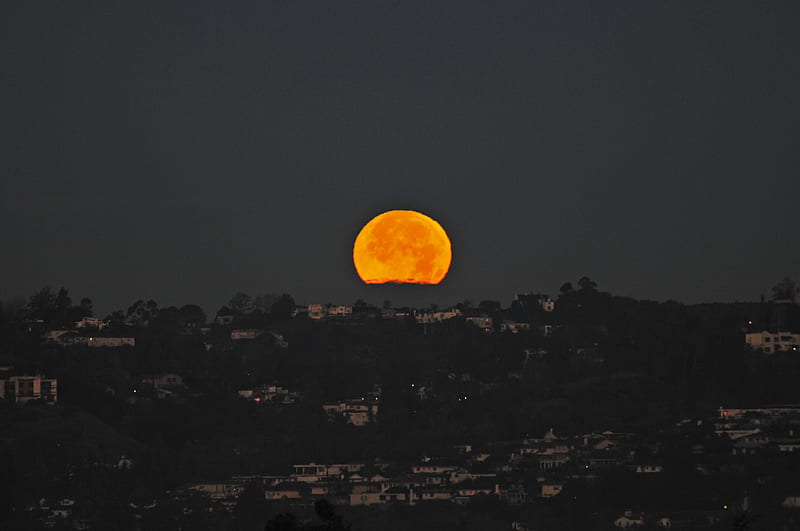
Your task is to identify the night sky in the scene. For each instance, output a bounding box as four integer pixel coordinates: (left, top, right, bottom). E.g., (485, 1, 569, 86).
(2, 1, 799, 316)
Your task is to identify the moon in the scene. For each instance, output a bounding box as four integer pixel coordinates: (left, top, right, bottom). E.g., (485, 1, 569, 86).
(353, 210, 452, 284)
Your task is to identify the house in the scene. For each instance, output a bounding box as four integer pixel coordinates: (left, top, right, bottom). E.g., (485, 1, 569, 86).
(85, 336, 135, 347)
(380, 486, 411, 503)
(538, 454, 570, 470)
(269, 331, 289, 348)
(415, 309, 462, 324)
(541, 483, 563, 498)
(416, 487, 452, 502)
(265, 482, 306, 501)
(239, 384, 301, 404)
(51, 333, 135, 347)
(514, 292, 555, 312)
(231, 329, 263, 341)
(349, 491, 384, 506)
(189, 481, 244, 500)
(745, 331, 800, 353)
(614, 510, 645, 528)
(292, 463, 364, 482)
(455, 479, 496, 499)
(782, 495, 800, 508)
(656, 517, 672, 528)
(327, 305, 353, 318)
(74, 317, 107, 329)
(412, 463, 458, 475)
(308, 304, 327, 319)
(497, 484, 527, 504)
(143, 373, 183, 387)
(323, 398, 379, 426)
(43, 330, 72, 343)
(466, 316, 493, 333)
(0, 375, 58, 404)
(634, 464, 663, 473)
(500, 321, 530, 334)
(215, 308, 234, 325)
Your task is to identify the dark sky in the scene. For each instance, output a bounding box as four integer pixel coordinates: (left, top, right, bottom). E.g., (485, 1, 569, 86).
(2, 1, 799, 316)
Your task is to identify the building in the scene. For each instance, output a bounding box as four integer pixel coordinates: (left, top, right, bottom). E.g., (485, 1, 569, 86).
(466, 316, 493, 333)
(143, 373, 183, 387)
(745, 331, 800, 353)
(415, 309, 462, 324)
(84, 336, 135, 347)
(614, 510, 645, 528)
(74, 317, 107, 329)
(47, 332, 135, 347)
(265, 482, 306, 501)
(188, 481, 244, 500)
(327, 305, 353, 318)
(308, 304, 327, 319)
(514, 292, 555, 312)
(0, 375, 58, 404)
(323, 398, 379, 426)
(541, 483, 563, 498)
(500, 321, 530, 334)
(231, 329, 263, 341)
(238, 384, 301, 404)
(292, 463, 364, 482)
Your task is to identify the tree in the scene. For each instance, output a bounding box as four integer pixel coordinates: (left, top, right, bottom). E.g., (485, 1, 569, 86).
(478, 300, 500, 313)
(559, 282, 573, 296)
(772, 277, 798, 302)
(230, 292, 254, 315)
(270, 294, 295, 322)
(264, 513, 297, 531)
(79, 297, 93, 317)
(54, 287, 71, 311)
(232, 481, 266, 531)
(577, 276, 598, 291)
(383, 299, 392, 310)
(179, 304, 206, 328)
(314, 499, 336, 526)
(126, 299, 159, 326)
(28, 287, 55, 320)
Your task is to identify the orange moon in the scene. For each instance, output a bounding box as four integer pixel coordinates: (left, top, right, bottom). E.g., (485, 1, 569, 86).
(353, 210, 452, 284)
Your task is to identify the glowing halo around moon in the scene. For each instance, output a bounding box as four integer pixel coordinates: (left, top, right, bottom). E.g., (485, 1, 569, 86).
(353, 210, 452, 285)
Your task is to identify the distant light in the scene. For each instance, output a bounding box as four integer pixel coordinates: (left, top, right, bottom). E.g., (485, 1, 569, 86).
(411, 384, 415, 388)
(361, 397, 365, 401)
(463, 396, 468, 400)
(747, 321, 752, 325)
(723, 505, 729, 510)
(133, 389, 137, 393)
(585, 465, 589, 469)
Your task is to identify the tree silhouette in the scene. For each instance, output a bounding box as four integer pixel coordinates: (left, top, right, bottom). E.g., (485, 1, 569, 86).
(577, 276, 597, 291)
(772, 277, 797, 301)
